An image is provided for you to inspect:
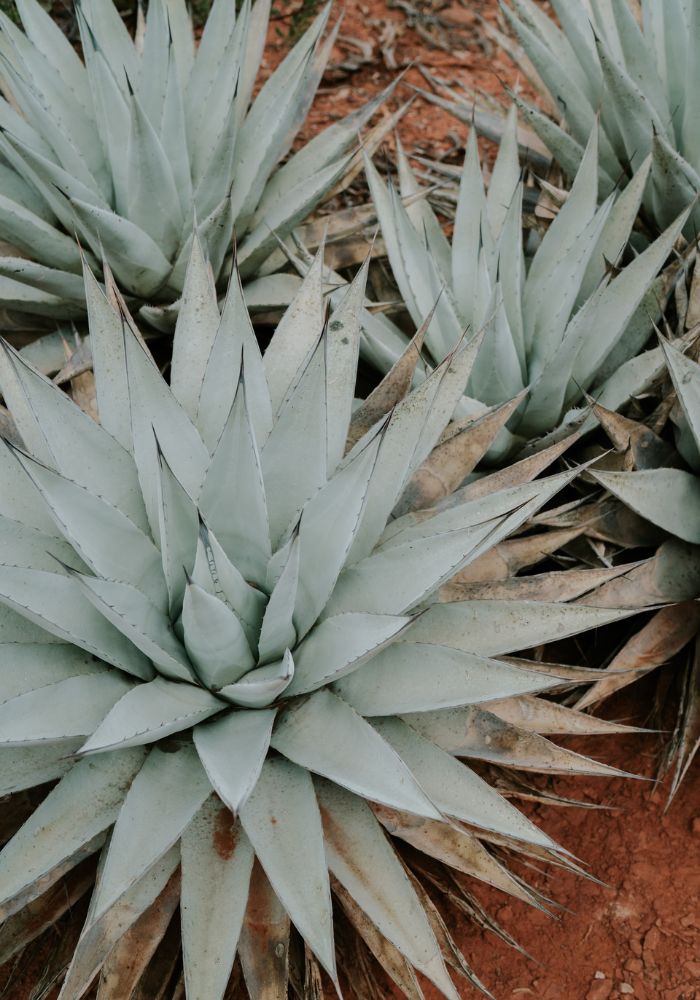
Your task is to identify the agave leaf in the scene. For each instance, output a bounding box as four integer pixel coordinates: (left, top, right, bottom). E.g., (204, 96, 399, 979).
(125, 93, 182, 257)
(335, 643, 559, 716)
(0, 641, 94, 706)
(160, 47, 192, 215)
(197, 259, 273, 450)
(69, 197, 173, 297)
(193, 522, 265, 647)
(0, 859, 93, 968)
(188, 5, 247, 183)
(595, 32, 667, 172)
(219, 650, 294, 708)
(661, 339, 700, 448)
(0, 193, 82, 271)
(326, 256, 368, 470)
(0, 436, 56, 535)
(182, 581, 255, 688)
(448, 128, 486, 327)
(14, 0, 90, 112)
(0, 744, 79, 795)
(488, 695, 645, 736)
(0, 342, 148, 531)
(95, 863, 181, 1000)
(238, 861, 290, 1000)
(396, 136, 451, 282)
(0, 128, 94, 239)
(271, 689, 441, 819)
(81, 43, 130, 215)
(13, 448, 167, 609)
(185, 0, 238, 123)
(79, 0, 139, 88)
(408, 599, 636, 657)
(0, 257, 86, 301)
(316, 780, 460, 1000)
(575, 602, 700, 710)
(592, 468, 700, 543)
(346, 366, 445, 564)
(396, 393, 527, 516)
(0, 516, 84, 573)
(239, 756, 337, 984)
(389, 179, 466, 361)
(331, 877, 426, 1000)
(237, 155, 350, 278)
(287, 612, 412, 696)
(82, 261, 130, 451)
(504, 2, 596, 148)
(346, 321, 426, 451)
(373, 716, 555, 849)
(0, 57, 104, 197)
(122, 318, 209, 535)
(89, 746, 211, 925)
(78, 677, 224, 754)
(199, 374, 271, 586)
(0, 566, 153, 679)
(294, 429, 381, 638)
(261, 334, 327, 545)
(59, 847, 180, 1000)
(329, 516, 508, 618)
(0, 749, 145, 913)
(138, 0, 169, 129)
(374, 805, 535, 905)
(155, 443, 198, 619)
(73, 573, 196, 683)
(229, 7, 330, 228)
(0, 671, 133, 747)
(407, 706, 633, 777)
(170, 234, 221, 421)
(255, 78, 394, 227)
(258, 533, 300, 664)
(236, 0, 270, 113)
(181, 798, 255, 1000)
(582, 539, 700, 608)
(486, 104, 521, 239)
(194, 708, 276, 815)
(262, 246, 325, 414)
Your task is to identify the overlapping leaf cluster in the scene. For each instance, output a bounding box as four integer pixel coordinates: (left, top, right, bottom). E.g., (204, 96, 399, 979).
(0, 0, 381, 318)
(502, 0, 700, 236)
(366, 110, 688, 453)
(0, 240, 638, 997)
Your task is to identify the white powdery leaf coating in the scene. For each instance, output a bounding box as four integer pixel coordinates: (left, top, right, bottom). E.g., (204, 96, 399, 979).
(0, 0, 388, 313)
(365, 83, 689, 447)
(0, 239, 632, 999)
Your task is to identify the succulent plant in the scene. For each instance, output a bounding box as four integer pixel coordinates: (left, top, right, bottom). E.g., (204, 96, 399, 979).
(365, 112, 689, 456)
(586, 338, 700, 794)
(0, 238, 637, 997)
(500, 0, 700, 237)
(0, 0, 381, 320)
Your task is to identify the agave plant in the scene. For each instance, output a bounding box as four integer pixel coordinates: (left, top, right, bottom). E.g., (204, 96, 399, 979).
(365, 112, 689, 456)
(0, 0, 382, 320)
(588, 337, 700, 794)
(0, 237, 638, 997)
(500, 0, 700, 237)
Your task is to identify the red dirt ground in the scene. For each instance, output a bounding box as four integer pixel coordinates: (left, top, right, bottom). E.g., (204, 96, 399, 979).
(446, 683, 700, 1000)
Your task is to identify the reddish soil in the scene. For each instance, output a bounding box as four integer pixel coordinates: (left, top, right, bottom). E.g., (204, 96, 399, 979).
(265, 0, 544, 162)
(448, 683, 700, 1000)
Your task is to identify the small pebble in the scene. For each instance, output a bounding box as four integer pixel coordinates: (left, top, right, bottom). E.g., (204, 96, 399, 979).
(595, 971, 607, 980)
(620, 985, 635, 995)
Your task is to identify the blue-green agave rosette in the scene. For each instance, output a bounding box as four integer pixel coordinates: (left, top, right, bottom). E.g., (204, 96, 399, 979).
(0, 241, 638, 998)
